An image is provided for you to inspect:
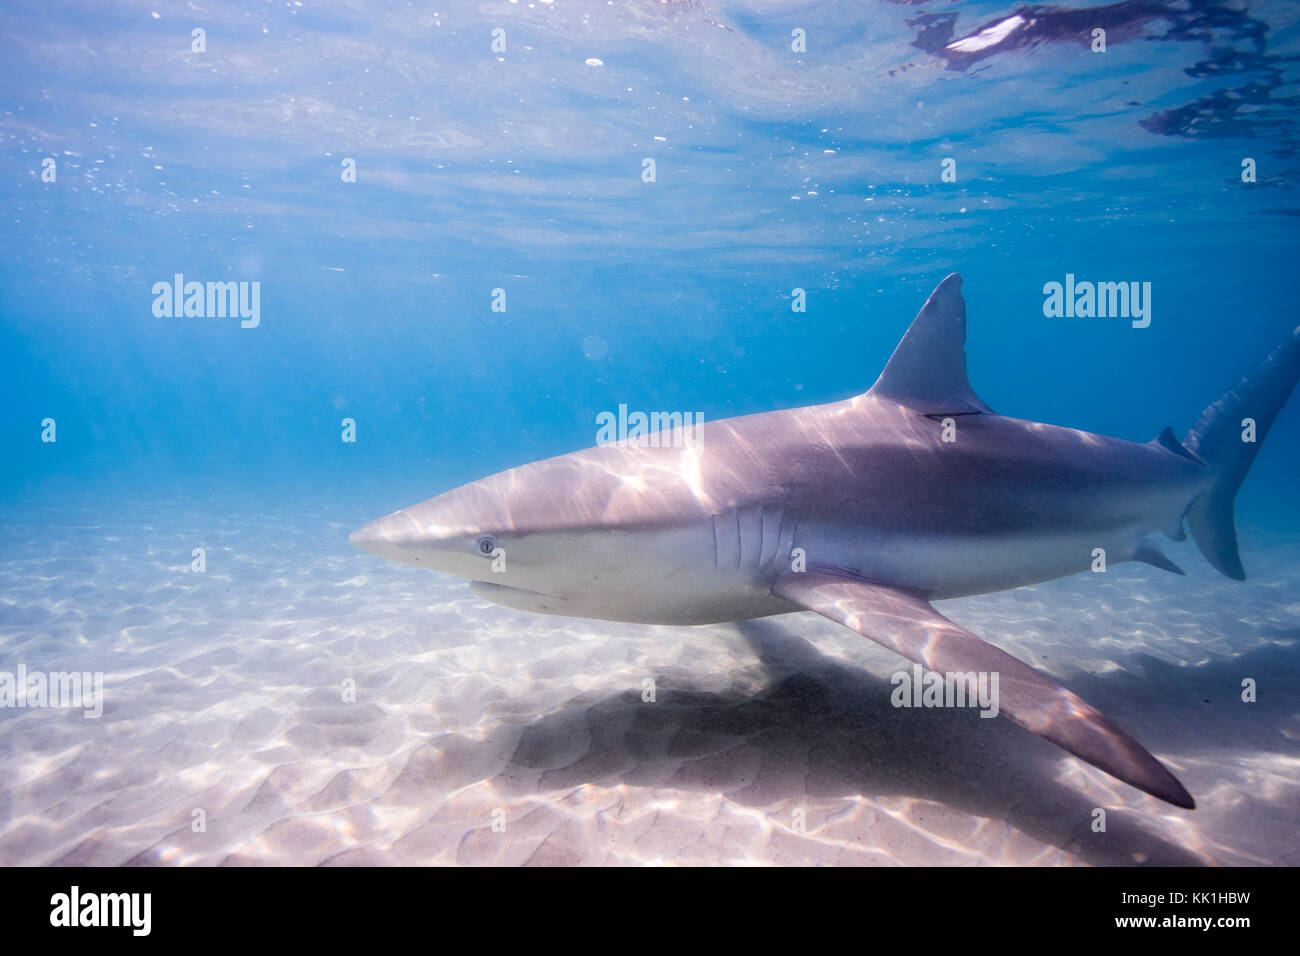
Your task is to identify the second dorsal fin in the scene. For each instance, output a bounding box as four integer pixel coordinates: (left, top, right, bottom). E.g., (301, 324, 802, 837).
(868, 273, 993, 416)
(1151, 426, 1201, 463)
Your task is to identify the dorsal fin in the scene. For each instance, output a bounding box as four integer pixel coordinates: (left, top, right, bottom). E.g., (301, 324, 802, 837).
(1151, 426, 1201, 463)
(868, 273, 992, 415)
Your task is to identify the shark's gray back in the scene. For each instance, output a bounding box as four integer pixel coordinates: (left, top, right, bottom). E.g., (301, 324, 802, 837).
(419, 392, 1206, 601)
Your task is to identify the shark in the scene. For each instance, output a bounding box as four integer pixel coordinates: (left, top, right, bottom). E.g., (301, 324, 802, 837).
(350, 274, 1300, 809)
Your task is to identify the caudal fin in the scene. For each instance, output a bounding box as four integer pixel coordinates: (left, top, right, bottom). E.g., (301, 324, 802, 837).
(1183, 326, 1300, 579)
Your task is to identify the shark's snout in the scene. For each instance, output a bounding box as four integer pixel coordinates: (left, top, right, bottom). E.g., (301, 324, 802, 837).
(348, 510, 422, 561)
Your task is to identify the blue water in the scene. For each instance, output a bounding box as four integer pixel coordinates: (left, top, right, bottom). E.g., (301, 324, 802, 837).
(1, 1, 1298, 865)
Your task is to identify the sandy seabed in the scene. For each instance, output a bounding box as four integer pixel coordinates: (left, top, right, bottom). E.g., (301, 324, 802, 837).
(0, 495, 1297, 866)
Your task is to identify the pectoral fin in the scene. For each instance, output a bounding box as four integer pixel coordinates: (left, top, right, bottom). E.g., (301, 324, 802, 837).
(470, 580, 568, 615)
(772, 569, 1195, 809)
(1131, 538, 1185, 575)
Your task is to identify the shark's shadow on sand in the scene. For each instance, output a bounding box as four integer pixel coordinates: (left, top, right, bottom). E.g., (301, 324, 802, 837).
(455, 619, 1299, 866)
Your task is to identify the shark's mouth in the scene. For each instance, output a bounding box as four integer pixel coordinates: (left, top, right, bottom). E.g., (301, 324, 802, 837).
(469, 580, 568, 615)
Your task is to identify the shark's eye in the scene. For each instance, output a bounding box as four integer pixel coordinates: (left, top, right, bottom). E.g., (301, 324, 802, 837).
(476, 536, 497, 556)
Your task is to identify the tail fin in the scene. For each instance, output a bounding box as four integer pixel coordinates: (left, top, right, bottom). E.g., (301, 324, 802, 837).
(1183, 326, 1300, 579)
